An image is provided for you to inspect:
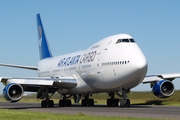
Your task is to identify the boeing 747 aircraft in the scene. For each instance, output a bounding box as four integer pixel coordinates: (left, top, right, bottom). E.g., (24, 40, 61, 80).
(0, 14, 180, 107)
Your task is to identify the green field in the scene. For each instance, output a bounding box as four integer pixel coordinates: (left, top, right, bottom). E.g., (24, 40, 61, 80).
(0, 109, 166, 120)
(0, 90, 180, 120)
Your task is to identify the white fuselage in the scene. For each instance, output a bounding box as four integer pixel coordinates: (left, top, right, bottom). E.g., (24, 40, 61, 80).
(37, 34, 148, 94)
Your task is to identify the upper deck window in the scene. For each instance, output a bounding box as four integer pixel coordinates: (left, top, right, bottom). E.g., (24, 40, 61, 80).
(116, 38, 135, 44)
(91, 45, 100, 49)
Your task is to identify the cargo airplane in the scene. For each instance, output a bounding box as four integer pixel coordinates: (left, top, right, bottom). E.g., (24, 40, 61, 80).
(0, 13, 180, 107)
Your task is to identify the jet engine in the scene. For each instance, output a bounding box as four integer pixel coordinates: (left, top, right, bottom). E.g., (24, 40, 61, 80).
(3, 83, 24, 102)
(152, 80, 174, 98)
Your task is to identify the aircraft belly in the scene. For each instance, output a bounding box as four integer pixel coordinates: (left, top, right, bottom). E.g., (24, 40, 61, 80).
(66, 72, 107, 94)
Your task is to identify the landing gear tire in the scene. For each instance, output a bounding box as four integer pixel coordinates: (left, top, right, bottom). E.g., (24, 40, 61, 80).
(41, 100, 54, 107)
(81, 99, 94, 106)
(117, 99, 131, 107)
(118, 99, 124, 107)
(59, 99, 72, 107)
(106, 98, 119, 107)
(66, 99, 72, 107)
(113, 99, 119, 107)
(124, 99, 130, 107)
(107, 99, 113, 107)
(59, 100, 64, 107)
(81, 99, 87, 106)
(89, 99, 94, 106)
(48, 100, 54, 107)
(41, 100, 47, 108)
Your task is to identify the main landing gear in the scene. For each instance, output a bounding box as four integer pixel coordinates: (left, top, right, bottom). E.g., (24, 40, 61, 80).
(59, 94, 72, 107)
(41, 94, 72, 107)
(41, 93, 55, 108)
(37, 87, 55, 108)
(81, 94, 94, 106)
(58, 94, 95, 107)
(41, 99, 54, 107)
(106, 88, 131, 107)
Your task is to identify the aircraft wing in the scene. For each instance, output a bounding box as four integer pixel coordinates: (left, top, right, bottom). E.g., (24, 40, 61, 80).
(142, 73, 180, 84)
(0, 76, 77, 90)
(0, 63, 37, 70)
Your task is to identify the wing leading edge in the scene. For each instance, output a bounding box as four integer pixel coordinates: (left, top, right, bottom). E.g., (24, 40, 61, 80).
(0, 63, 38, 70)
(143, 73, 180, 84)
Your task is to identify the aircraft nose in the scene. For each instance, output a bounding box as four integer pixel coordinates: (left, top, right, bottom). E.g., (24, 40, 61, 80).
(131, 53, 148, 74)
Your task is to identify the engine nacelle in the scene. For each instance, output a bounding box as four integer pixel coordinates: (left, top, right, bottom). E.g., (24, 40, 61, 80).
(152, 80, 174, 98)
(3, 83, 24, 102)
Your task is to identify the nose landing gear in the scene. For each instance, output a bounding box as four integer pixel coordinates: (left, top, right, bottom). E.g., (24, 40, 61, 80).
(107, 88, 131, 107)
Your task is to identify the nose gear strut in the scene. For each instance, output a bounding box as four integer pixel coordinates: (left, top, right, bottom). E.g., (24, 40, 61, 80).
(106, 88, 131, 107)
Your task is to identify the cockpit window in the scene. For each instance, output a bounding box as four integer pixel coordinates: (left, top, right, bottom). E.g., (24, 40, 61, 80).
(116, 38, 135, 44)
(130, 39, 135, 42)
(122, 39, 129, 42)
(116, 39, 121, 43)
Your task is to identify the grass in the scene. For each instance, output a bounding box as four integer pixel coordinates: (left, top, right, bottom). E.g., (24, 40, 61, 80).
(0, 109, 166, 120)
(128, 90, 180, 105)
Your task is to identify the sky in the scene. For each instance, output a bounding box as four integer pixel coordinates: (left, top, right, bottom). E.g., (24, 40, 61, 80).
(0, 1, 180, 94)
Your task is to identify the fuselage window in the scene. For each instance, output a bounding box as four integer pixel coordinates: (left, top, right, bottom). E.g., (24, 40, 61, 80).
(101, 60, 130, 66)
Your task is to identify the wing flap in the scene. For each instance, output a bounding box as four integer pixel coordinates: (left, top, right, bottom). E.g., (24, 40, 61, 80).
(0, 77, 77, 89)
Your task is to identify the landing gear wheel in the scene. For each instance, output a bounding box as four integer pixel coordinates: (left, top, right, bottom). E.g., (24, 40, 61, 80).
(107, 99, 113, 107)
(59, 99, 72, 107)
(41, 100, 54, 107)
(66, 99, 72, 107)
(81, 99, 87, 106)
(48, 100, 54, 107)
(59, 100, 65, 107)
(41, 100, 47, 108)
(113, 99, 119, 107)
(118, 99, 124, 107)
(124, 99, 130, 107)
(89, 99, 94, 106)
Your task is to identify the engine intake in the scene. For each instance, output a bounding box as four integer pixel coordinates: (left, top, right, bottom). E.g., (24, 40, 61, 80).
(3, 83, 24, 102)
(152, 80, 174, 98)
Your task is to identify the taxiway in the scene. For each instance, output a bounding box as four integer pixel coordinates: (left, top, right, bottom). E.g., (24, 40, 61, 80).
(0, 102, 179, 119)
